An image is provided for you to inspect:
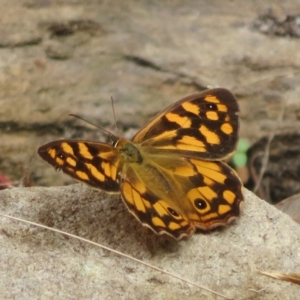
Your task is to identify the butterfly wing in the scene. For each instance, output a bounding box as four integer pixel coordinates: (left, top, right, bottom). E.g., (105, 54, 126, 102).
(120, 152, 243, 239)
(38, 140, 121, 192)
(132, 88, 239, 160)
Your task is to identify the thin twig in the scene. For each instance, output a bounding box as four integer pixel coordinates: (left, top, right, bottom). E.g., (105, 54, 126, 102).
(253, 103, 285, 194)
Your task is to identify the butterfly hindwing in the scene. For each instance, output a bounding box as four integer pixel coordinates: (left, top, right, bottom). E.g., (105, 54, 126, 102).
(120, 150, 243, 239)
(38, 140, 121, 192)
(120, 166, 193, 239)
(133, 88, 239, 159)
(183, 158, 243, 228)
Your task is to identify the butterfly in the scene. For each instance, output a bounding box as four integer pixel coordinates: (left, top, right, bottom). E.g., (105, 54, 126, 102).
(38, 88, 244, 240)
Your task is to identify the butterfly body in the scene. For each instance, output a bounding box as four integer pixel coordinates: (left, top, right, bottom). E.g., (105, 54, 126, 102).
(38, 88, 244, 239)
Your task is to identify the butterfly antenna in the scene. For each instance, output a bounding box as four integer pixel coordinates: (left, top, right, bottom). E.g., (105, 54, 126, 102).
(69, 114, 118, 143)
(110, 96, 118, 133)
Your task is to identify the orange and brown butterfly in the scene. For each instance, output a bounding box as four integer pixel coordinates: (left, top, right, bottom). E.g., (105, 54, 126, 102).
(38, 88, 244, 240)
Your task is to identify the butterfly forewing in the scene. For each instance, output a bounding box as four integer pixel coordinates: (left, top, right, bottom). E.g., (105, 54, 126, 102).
(132, 88, 239, 159)
(38, 140, 121, 192)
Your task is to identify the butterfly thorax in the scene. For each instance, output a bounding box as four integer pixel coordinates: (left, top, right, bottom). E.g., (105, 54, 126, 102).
(116, 139, 143, 164)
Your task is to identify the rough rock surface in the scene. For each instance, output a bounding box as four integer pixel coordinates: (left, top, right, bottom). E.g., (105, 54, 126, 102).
(0, 186, 299, 299)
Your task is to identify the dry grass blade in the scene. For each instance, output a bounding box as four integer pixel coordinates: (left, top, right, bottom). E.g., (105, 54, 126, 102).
(0, 213, 232, 300)
(259, 271, 300, 285)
